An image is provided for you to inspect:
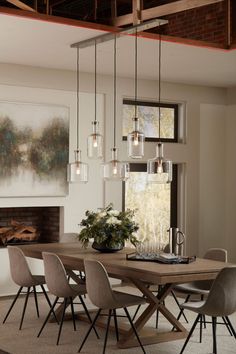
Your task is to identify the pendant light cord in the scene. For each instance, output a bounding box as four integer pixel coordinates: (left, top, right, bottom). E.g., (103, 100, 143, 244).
(158, 33, 161, 141)
(113, 35, 117, 148)
(94, 40, 97, 122)
(134, 28, 138, 118)
(76, 47, 80, 150)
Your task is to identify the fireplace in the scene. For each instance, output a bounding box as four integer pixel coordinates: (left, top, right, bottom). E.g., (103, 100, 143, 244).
(0, 207, 60, 247)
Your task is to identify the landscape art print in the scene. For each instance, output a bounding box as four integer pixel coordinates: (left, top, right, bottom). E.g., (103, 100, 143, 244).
(0, 101, 69, 197)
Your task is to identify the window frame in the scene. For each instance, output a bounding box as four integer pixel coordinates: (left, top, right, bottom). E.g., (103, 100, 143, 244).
(122, 99, 179, 143)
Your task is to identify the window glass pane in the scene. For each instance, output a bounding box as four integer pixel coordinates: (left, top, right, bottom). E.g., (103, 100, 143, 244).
(125, 171, 171, 247)
(123, 102, 176, 140)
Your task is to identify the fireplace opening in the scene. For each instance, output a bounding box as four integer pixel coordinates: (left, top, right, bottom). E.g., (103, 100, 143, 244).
(0, 207, 60, 247)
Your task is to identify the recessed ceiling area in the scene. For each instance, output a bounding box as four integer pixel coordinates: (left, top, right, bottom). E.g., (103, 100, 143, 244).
(0, 13, 236, 88)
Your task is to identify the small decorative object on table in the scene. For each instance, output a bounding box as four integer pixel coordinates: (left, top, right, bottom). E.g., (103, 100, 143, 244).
(78, 204, 139, 253)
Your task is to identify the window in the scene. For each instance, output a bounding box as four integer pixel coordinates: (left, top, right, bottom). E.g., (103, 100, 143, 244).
(122, 99, 178, 142)
(123, 163, 177, 247)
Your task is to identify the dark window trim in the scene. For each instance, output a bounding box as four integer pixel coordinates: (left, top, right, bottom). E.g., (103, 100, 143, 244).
(122, 99, 179, 143)
(122, 163, 178, 228)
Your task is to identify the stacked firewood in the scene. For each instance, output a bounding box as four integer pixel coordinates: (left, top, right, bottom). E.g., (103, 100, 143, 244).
(0, 220, 39, 246)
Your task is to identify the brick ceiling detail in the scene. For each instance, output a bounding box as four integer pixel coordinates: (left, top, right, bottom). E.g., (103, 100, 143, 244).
(0, 0, 235, 48)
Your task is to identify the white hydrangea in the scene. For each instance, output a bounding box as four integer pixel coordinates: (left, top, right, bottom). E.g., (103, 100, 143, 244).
(108, 210, 120, 217)
(106, 216, 122, 225)
(98, 211, 107, 218)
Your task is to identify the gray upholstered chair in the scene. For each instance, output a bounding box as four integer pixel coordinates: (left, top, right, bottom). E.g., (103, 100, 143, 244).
(38, 252, 98, 345)
(78, 259, 147, 354)
(174, 248, 228, 336)
(3, 246, 55, 330)
(179, 266, 236, 354)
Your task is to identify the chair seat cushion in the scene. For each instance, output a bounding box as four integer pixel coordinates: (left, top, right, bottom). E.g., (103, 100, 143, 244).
(32, 275, 46, 286)
(174, 283, 209, 295)
(112, 291, 146, 310)
(181, 300, 206, 314)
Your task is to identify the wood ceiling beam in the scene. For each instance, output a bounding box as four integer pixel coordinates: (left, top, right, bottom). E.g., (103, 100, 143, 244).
(6, 0, 36, 12)
(112, 0, 224, 27)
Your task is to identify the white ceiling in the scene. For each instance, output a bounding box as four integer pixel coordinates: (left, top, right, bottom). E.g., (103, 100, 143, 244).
(0, 13, 236, 88)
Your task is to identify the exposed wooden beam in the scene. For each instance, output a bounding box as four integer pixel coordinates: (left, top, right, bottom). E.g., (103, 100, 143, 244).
(6, 0, 36, 12)
(132, 0, 143, 25)
(113, 0, 224, 27)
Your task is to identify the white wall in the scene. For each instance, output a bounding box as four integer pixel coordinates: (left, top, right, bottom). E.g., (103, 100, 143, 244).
(225, 88, 236, 262)
(0, 62, 232, 294)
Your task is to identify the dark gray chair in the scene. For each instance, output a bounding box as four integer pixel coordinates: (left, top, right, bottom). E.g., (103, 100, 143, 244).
(179, 266, 236, 354)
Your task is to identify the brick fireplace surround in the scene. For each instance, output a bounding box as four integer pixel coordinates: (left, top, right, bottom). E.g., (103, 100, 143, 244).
(0, 207, 60, 246)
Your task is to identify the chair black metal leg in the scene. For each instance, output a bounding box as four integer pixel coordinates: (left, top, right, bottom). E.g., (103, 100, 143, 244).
(56, 298, 68, 345)
(40, 285, 59, 324)
(113, 309, 119, 342)
(212, 316, 217, 354)
(33, 286, 40, 318)
(199, 315, 203, 343)
(19, 287, 31, 330)
(171, 291, 188, 323)
(124, 307, 146, 354)
(3, 286, 23, 324)
(79, 295, 99, 339)
(132, 304, 142, 321)
(203, 314, 206, 328)
(37, 297, 59, 338)
(70, 297, 76, 331)
(155, 307, 159, 329)
(102, 309, 112, 354)
(78, 309, 101, 353)
(180, 314, 201, 354)
(177, 295, 191, 321)
(222, 316, 233, 336)
(225, 316, 236, 339)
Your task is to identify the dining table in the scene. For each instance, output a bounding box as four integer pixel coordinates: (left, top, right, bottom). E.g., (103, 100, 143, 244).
(18, 242, 230, 349)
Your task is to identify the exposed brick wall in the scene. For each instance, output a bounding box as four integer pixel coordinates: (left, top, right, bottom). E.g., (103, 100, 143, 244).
(0, 207, 60, 245)
(161, 2, 228, 45)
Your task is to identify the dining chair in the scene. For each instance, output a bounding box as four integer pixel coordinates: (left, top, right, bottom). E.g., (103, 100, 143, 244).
(38, 252, 98, 345)
(3, 246, 56, 330)
(179, 266, 236, 354)
(78, 259, 147, 354)
(173, 248, 230, 339)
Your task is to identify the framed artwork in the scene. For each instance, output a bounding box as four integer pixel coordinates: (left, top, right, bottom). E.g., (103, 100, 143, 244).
(122, 99, 178, 142)
(0, 101, 69, 197)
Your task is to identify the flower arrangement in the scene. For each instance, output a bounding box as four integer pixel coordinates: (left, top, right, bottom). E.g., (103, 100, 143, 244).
(78, 204, 139, 249)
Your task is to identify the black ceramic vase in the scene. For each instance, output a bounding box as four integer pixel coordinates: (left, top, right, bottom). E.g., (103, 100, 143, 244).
(92, 241, 123, 253)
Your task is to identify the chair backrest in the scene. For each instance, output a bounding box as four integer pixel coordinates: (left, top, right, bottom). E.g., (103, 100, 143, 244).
(204, 248, 227, 262)
(192, 248, 227, 290)
(84, 259, 116, 309)
(203, 267, 236, 317)
(8, 246, 34, 287)
(42, 252, 74, 298)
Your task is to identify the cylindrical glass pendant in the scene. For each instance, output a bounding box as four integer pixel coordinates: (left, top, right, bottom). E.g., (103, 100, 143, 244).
(87, 121, 103, 159)
(102, 147, 129, 181)
(127, 117, 145, 159)
(67, 150, 89, 183)
(147, 143, 172, 184)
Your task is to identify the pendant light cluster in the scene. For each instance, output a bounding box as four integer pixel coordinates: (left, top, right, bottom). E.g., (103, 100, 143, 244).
(127, 29, 145, 159)
(147, 34, 172, 184)
(68, 19, 171, 185)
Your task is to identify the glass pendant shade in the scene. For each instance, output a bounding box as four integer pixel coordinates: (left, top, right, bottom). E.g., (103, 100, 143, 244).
(102, 148, 129, 181)
(147, 143, 172, 184)
(67, 149, 88, 183)
(87, 121, 103, 159)
(127, 117, 145, 158)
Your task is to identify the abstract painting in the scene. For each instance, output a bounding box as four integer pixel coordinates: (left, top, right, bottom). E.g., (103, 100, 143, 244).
(0, 101, 69, 197)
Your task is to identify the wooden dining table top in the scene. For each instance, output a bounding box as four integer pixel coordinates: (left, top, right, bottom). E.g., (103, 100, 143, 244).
(18, 242, 231, 285)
